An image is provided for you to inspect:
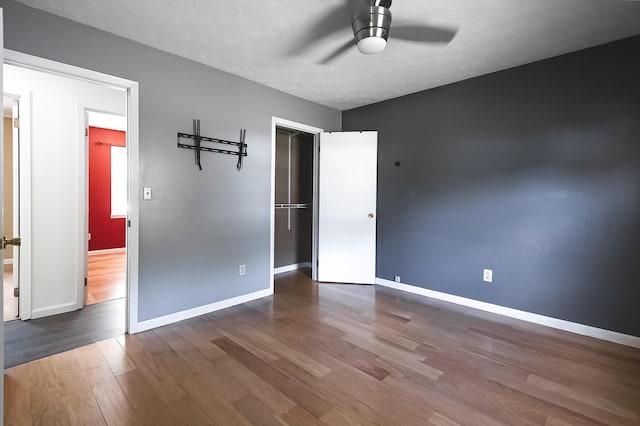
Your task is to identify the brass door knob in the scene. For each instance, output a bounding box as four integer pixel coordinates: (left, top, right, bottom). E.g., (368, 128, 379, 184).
(368, 213, 374, 218)
(3, 236, 21, 250)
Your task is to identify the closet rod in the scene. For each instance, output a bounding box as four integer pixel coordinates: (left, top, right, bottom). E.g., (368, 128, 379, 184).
(274, 203, 312, 209)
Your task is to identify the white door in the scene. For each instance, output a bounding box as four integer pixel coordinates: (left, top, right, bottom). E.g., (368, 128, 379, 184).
(1, 4, 6, 410)
(318, 131, 377, 284)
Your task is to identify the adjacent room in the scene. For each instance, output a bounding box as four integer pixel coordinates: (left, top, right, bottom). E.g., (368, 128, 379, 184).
(1, 0, 640, 424)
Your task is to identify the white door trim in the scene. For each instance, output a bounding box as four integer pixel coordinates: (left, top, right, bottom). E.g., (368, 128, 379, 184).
(4, 48, 141, 333)
(271, 117, 323, 290)
(11, 95, 20, 315)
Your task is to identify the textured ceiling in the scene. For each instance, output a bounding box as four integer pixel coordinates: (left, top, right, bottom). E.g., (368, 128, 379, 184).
(14, 0, 640, 111)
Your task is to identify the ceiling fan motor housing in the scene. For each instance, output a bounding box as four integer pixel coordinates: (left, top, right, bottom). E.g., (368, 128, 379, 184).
(351, 6, 392, 53)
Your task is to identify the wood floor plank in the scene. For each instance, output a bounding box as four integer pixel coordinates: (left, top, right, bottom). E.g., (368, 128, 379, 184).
(115, 333, 188, 404)
(26, 358, 70, 426)
(74, 343, 107, 371)
(152, 325, 248, 404)
(4, 364, 33, 426)
(279, 405, 322, 425)
(51, 350, 106, 426)
(214, 335, 333, 419)
(84, 364, 141, 426)
(179, 373, 251, 426)
(96, 338, 136, 376)
(232, 394, 284, 426)
(233, 324, 332, 378)
(527, 373, 639, 422)
(212, 354, 297, 415)
(319, 408, 365, 426)
(116, 370, 179, 426)
(5, 271, 640, 425)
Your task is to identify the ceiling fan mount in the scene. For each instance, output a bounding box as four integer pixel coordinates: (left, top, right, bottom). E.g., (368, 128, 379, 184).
(351, 3, 393, 55)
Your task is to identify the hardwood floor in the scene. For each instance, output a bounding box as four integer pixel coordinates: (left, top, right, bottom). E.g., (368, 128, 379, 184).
(5, 270, 640, 425)
(3, 264, 18, 321)
(87, 249, 126, 305)
(4, 298, 125, 369)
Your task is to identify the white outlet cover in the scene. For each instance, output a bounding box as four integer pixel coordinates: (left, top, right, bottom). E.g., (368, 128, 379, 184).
(483, 269, 493, 283)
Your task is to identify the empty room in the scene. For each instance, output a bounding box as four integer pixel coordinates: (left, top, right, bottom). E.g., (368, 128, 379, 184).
(1, 0, 640, 425)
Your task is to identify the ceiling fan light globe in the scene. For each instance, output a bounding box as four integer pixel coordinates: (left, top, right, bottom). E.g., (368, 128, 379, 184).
(356, 36, 387, 55)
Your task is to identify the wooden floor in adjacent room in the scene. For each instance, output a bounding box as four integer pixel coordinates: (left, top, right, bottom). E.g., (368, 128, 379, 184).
(87, 249, 126, 305)
(4, 270, 640, 425)
(3, 264, 18, 321)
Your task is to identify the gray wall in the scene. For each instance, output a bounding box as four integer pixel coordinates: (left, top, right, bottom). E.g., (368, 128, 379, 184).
(1, 0, 341, 321)
(343, 36, 640, 337)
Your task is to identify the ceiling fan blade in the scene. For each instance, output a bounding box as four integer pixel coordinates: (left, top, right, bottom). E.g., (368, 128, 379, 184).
(391, 24, 458, 45)
(318, 39, 354, 64)
(287, 2, 353, 56)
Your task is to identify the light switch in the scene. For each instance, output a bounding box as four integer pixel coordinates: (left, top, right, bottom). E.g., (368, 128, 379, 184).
(143, 187, 152, 200)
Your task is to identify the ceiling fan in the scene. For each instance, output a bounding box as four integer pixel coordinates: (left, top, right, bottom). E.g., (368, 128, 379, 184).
(289, 0, 459, 64)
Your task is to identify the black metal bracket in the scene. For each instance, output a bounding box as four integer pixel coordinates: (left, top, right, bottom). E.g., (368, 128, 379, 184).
(177, 119, 247, 171)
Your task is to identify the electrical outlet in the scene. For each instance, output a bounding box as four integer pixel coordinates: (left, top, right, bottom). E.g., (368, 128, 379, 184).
(483, 269, 493, 283)
(239, 264, 246, 276)
(394, 275, 401, 283)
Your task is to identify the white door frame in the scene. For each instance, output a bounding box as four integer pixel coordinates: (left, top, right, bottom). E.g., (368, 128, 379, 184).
(3, 49, 141, 333)
(270, 117, 323, 290)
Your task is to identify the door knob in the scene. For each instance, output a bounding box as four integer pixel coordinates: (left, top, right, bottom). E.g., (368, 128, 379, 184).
(368, 213, 374, 218)
(3, 236, 21, 250)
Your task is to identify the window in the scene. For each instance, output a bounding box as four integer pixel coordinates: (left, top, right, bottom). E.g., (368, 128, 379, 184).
(111, 146, 127, 218)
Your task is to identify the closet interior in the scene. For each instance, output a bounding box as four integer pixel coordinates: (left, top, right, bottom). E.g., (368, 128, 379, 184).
(274, 127, 314, 271)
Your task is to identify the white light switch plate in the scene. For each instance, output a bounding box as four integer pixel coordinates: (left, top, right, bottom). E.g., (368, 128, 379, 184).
(143, 187, 152, 200)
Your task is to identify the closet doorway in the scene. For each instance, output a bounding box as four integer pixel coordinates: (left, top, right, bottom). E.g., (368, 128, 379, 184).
(273, 124, 318, 278)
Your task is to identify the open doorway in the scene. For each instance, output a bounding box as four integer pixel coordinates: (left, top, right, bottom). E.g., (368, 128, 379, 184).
(2, 51, 140, 367)
(3, 94, 19, 322)
(274, 127, 314, 275)
(86, 111, 127, 306)
(270, 118, 323, 288)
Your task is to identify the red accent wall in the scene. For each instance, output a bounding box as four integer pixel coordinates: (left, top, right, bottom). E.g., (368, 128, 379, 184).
(88, 126, 126, 251)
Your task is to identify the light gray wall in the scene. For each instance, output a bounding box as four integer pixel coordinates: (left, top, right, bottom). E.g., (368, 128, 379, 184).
(0, 0, 341, 321)
(344, 35, 640, 337)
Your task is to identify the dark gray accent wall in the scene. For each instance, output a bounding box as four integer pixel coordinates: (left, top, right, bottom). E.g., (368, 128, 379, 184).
(0, 0, 340, 321)
(343, 36, 640, 337)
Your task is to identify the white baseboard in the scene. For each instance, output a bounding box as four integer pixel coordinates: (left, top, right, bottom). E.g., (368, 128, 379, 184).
(274, 262, 312, 275)
(136, 288, 273, 333)
(88, 247, 126, 256)
(31, 302, 78, 319)
(376, 277, 640, 349)
(3, 258, 13, 265)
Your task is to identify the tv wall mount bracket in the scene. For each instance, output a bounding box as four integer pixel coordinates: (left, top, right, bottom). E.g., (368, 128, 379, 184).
(177, 119, 247, 171)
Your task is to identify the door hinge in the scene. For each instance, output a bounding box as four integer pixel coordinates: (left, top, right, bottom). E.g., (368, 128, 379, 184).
(13, 287, 19, 298)
(128, 220, 131, 227)
(13, 118, 20, 128)
(85, 277, 88, 287)
(85, 127, 89, 137)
